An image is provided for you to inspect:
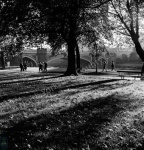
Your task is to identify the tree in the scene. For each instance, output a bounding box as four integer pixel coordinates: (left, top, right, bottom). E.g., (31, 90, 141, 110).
(109, 0, 144, 62)
(0, 0, 31, 68)
(24, 0, 112, 75)
(89, 38, 109, 73)
(0, 0, 112, 74)
(0, 33, 24, 67)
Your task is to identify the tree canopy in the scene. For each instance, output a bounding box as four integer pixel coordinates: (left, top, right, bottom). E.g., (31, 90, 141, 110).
(0, 0, 113, 73)
(109, 0, 144, 62)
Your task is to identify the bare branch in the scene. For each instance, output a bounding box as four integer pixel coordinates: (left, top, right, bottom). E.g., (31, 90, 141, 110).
(117, 30, 131, 36)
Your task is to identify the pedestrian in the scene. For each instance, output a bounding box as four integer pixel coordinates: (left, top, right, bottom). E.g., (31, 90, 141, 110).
(38, 62, 43, 72)
(111, 60, 116, 71)
(23, 62, 27, 71)
(38, 62, 41, 72)
(44, 62, 47, 71)
(141, 62, 144, 76)
(20, 63, 23, 71)
(102, 61, 107, 72)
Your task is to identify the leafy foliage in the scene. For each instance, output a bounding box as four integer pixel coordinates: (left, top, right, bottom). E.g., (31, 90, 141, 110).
(109, 0, 144, 61)
(15, 0, 112, 55)
(0, 0, 112, 73)
(89, 38, 110, 65)
(0, 35, 23, 61)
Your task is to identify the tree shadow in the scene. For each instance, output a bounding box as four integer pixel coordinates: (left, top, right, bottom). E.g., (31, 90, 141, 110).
(53, 79, 122, 92)
(0, 78, 130, 103)
(0, 80, 54, 102)
(63, 80, 132, 97)
(89, 80, 132, 91)
(82, 71, 118, 76)
(29, 72, 63, 78)
(0, 74, 64, 86)
(2, 93, 132, 150)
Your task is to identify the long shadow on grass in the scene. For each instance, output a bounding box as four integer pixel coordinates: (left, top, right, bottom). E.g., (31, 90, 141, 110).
(2, 94, 129, 150)
(0, 80, 53, 102)
(0, 76, 72, 102)
(0, 79, 128, 102)
(53, 79, 121, 92)
(0, 74, 63, 85)
(82, 71, 118, 76)
(63, 80, 132, 97)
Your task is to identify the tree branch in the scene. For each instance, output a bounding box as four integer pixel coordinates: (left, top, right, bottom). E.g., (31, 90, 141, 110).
(117, 30, 131, 36)
(84, 0, 111, 9)
(136, 0, 139, 37)
(111, 1, 131, 34)
(126, 0, 134, 32)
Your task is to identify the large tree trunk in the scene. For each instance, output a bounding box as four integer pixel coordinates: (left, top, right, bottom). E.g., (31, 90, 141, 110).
(1, 51, 5, 69)
(64, 41, 77, 76)
(64, 18, 78, 76)
(75, 43, 80, 73)
(133, 40, 144, 62)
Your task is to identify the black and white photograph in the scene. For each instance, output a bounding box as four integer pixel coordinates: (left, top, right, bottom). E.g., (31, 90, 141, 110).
(0, 0, 144, 149)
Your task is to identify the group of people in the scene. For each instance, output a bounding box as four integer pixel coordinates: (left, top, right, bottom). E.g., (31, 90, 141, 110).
(19, 61, 48, 72)
(20, 62, 27, 71)
(102, 60, 116, 72)
(38, 62, 48, 72)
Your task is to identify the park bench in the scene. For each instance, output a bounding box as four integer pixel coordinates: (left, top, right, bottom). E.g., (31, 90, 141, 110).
(117, 70, 144, 80)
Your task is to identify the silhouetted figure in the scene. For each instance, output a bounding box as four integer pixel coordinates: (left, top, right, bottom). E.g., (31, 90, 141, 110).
(44, 62, 47, 71)
(38, 62, 43, 72)
(141, 62, 144, 76)
(102, 61, 107, 72)
(23, 62, 27, 71)
(20, 63, 24, 71)
(111, 61, 116, 71)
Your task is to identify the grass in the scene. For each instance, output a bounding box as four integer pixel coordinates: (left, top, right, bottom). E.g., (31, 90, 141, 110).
(0, 69, 144, 150)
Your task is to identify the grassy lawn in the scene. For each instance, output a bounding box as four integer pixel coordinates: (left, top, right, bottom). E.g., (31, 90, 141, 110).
(0, 69, 144, 150)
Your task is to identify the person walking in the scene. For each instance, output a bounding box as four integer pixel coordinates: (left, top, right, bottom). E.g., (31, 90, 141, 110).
(38, 62, 43, 72)
(20, 63, 24, 71)
(44, 62, 48, 71)
(23, 62, 27, 71)
(102, 61, 107, 72)
(111, 60, 116, 71)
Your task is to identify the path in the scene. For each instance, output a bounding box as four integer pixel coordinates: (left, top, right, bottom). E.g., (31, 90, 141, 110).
(0, 67, 142, 81)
